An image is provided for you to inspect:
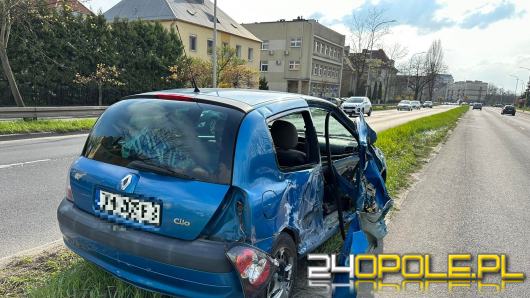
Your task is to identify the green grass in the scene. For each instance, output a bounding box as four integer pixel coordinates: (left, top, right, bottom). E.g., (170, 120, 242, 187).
(2, 106, 468, 297)
(0, 119, 96, 135)
(372, 105, 397, 111)
(317, 105, 468, 253)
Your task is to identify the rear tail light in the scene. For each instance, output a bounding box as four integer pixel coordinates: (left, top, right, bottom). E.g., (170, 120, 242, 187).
(226, 245, 277, 297)
(65, 173, 73, 202)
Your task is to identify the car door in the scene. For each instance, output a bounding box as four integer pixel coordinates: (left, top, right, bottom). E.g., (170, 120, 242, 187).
(309, 102, 393, 247)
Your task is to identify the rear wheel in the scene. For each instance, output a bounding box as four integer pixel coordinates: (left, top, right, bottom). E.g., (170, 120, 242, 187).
(267, 234, 297, 298)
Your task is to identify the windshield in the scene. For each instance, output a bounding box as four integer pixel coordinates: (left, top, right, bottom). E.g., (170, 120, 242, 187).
(346, 97, 364, 103)
(400, 100, 410, 104)
(83, 99, 244, 185)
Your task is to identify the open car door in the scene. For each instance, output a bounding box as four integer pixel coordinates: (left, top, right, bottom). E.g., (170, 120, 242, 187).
(324, 113, 394, 296)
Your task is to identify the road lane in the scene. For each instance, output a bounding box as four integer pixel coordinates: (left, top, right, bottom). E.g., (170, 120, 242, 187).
(378, 107, 530, 297)
(0, 106, 457, 258)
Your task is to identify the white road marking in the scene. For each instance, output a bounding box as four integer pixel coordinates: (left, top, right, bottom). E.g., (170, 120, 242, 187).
(0, 159, 51, 169)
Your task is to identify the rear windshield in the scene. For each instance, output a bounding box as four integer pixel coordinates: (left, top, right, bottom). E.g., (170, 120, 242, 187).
(83, 99, 244, 185)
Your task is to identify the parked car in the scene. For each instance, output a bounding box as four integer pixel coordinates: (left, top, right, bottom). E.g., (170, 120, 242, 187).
(501, 105, 516, 116)
(397, 100, 413, 111)
(57, 89, 393, 298)
(341, 96, 373, 117)
(494, 103, 504, 108)
(472, 103, 483, 110)
(423, 101, 433, 108)
(410, 100, 421, 109)
(324, 97, 342, 107)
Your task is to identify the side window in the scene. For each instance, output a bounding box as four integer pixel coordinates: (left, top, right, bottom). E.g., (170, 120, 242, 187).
(268, 111, 318, 170)
(310, 108, 358, 159)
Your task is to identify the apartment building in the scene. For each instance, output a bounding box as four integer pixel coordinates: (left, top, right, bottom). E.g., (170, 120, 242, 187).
(243, 18, 345, 97)
(448, 80, 489, 102)
(104, 0, 261, 70)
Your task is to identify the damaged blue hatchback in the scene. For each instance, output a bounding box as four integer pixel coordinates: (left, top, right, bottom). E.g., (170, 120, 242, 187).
(57, 89, 393, 298)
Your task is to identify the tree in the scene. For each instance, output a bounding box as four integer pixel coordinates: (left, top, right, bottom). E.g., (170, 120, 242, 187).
(402, 54, 428, 101)
(259, 76, 269, 90)
(74, 64, 124, 105)
(0, 0, 28, 107)
(425, 40, 447, 101)
(348, 8, 393, 96)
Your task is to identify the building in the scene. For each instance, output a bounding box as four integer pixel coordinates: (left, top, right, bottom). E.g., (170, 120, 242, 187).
(447, 80, 489, 102)
(341, 49, 398, 102)
(47, 0, 93, 15)
(243, 18, 345, 97)
(104, 0, 261, 71)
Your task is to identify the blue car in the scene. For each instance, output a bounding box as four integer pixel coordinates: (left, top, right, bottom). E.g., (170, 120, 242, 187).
(58, 89, 393, 298)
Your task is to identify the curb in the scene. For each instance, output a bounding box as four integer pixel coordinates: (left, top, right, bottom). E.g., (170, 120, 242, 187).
(0, 239, 65, 269)
(0, 131, 89, 141)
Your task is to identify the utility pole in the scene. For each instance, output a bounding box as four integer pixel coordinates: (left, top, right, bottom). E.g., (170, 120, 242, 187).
(212, 0, 218, 88)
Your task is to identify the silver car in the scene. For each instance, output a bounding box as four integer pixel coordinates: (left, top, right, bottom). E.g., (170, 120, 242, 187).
(341, 96, 373, 117)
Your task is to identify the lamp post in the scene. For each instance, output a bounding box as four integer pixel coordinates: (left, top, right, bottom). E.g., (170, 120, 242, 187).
(510, 74, 519, 106)
(365, 20, 397, 100)
(212, 0, 218, 88)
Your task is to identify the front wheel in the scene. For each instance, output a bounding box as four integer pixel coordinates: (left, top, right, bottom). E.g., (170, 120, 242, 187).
(267, 234, 297, 298)
(367, 109, 372, 117)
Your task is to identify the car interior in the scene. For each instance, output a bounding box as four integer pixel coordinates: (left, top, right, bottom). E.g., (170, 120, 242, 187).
(268, 109, 360, 216)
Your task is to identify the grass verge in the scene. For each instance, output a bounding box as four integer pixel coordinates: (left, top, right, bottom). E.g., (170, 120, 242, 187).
(316, 105, 468, 253)
(0, 119, 96, 135)
(1, 106, 468, 297)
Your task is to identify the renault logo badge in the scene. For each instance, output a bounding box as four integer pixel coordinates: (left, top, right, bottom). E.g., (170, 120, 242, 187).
(120, 174, 133, 191)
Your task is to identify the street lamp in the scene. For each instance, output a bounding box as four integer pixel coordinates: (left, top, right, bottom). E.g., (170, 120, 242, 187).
(212, 0, 218, 88)
(365, 19, 397, 101)
(510, 74, 519, 105)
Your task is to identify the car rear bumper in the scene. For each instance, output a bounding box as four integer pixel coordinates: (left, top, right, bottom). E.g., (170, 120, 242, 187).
(57, 199, 242, 298)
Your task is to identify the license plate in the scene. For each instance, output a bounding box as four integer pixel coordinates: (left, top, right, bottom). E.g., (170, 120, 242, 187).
(97, 190, 161, 226)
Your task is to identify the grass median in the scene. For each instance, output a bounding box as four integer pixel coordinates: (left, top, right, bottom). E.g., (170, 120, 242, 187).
(0, 119, 96, 135)
(0, 106, 468, 297)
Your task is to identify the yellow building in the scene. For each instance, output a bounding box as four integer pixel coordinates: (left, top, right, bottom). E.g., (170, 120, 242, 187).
(104, 0, 261, 71)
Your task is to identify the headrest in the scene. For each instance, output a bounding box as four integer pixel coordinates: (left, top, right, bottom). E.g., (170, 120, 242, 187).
(271, 120, 299, 150)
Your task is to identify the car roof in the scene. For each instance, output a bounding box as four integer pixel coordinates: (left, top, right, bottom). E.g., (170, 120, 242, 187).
(127, 88, 330, 113)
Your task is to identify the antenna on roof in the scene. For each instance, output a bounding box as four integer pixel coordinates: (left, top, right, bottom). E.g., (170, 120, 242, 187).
(173, 19, 201, 93)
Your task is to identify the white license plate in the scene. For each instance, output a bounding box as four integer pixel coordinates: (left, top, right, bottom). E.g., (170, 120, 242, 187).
(97, 190, 161, 226)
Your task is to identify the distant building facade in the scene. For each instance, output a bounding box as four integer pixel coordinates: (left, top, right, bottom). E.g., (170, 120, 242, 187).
(104, 0, 261, 71)
(341, 49, 398, 102)
(47, 0, 93, 15)
(243, 18, 345, 97)
(448, 80, 489, 102)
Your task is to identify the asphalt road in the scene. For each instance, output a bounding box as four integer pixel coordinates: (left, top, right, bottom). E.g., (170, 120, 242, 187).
(0, 106, 455, 259)
(378, 107, 530, 297)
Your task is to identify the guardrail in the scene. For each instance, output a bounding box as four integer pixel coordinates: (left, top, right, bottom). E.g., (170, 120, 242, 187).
(0, 106, 107, 119)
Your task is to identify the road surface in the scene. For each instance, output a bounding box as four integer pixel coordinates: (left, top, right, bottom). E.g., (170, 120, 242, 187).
(0, 106, 455, 258)
(378, 107, 530, 297)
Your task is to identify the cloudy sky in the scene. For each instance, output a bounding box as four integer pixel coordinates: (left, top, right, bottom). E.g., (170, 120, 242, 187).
(87, 0, 530, 93)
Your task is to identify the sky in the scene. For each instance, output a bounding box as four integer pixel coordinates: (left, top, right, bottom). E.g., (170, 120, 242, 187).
(86, 0, 530, 93)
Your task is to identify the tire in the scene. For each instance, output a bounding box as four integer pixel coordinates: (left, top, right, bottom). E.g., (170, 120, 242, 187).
(267, 233, 297, 298)
(367, 109, 372, 117)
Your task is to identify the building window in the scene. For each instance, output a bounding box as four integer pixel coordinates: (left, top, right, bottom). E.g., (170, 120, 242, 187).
(260, 61, 269, 72)
(313, 64, 318, 75)
(248, 48, 254, 61)
(289, 61, 300, 70)
(290, 37, 302, 48)
(320, 43, 324, 54)
(318, 65, 322, 76)
(222, 42, 229, 49)
(236, 45, 242, 58)
(261, 40, 269, 50)
(314, 41, 318, 51)
(189, 35, 197, 52)
(207, 39, 214, 55)
(325, 45, 329, 56)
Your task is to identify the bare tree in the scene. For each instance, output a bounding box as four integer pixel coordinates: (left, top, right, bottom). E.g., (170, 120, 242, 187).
(403, 54, 429, 101)
(382, 43, 408, 102)
(348, 8, 393, 96)
(424, 40, 447, 101)
(0, 0, 28, 107)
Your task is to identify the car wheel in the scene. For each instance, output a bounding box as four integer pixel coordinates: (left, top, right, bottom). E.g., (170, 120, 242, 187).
(367, 109, 372, 117)
(267, 233, 297, 298)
